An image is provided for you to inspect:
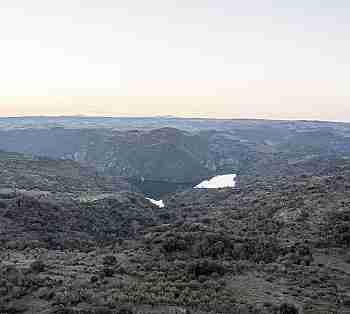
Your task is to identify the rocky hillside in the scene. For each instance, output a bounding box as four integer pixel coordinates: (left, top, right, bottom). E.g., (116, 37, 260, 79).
(165, 171, 350, 248)
(1, 155, 350, 313)
(0, 191, 169, 248)
(1, 118, 350, 313)
(0, 151, 169, 247)
(0, 150, 132, 196)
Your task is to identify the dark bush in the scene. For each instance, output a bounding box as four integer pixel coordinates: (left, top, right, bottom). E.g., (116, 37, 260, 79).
(162, 236, 189, 253)
(30, 260, 46, 273)
(102, 255, 117, 266)
(101, 267, 114, 277)
(278, 303, 299, 314)
(186, 259, 226, 278)
(90, 275, 99, 283)
(117, 307, 133, 314)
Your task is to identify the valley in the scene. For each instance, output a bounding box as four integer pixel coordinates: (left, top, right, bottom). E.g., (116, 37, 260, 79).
(0, 117, 350, 313)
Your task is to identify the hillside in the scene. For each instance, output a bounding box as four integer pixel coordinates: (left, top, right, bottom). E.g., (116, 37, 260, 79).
(1, 119, 350, 313)
(0, 150, 132, 196)
(0, 191, 169, 248)
(1, 157, 350, 313)
(0, 119, 350, 193)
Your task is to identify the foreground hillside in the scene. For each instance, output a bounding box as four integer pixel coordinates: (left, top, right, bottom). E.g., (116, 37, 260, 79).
(0, 151, 169, 246)
(1, 155, 350, 313)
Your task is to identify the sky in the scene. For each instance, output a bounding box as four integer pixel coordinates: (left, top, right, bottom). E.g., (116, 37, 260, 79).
(0, 0, 349, 121)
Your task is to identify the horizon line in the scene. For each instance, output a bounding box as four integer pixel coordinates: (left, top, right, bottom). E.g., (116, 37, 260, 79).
(0, 115, 349, 124)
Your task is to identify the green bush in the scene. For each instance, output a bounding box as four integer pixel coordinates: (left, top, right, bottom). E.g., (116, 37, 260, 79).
(113, 270, 237, 308)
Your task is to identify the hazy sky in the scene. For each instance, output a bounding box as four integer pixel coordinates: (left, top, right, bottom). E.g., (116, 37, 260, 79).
(0, 0, 349, 120)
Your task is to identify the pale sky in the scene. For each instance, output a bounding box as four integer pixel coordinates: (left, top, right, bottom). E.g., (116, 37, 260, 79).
(0, 0, 349, 121)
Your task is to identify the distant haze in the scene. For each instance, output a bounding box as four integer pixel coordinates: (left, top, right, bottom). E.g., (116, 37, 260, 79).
(0, 1, 349, 121)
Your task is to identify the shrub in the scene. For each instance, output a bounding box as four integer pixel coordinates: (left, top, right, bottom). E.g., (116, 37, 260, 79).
(278, 303, 299, 314)
(186, 259, 226, 278)
(103, 255, 117, 266)
(101, 267, 114, 277)
(30, 260, 46, 273)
